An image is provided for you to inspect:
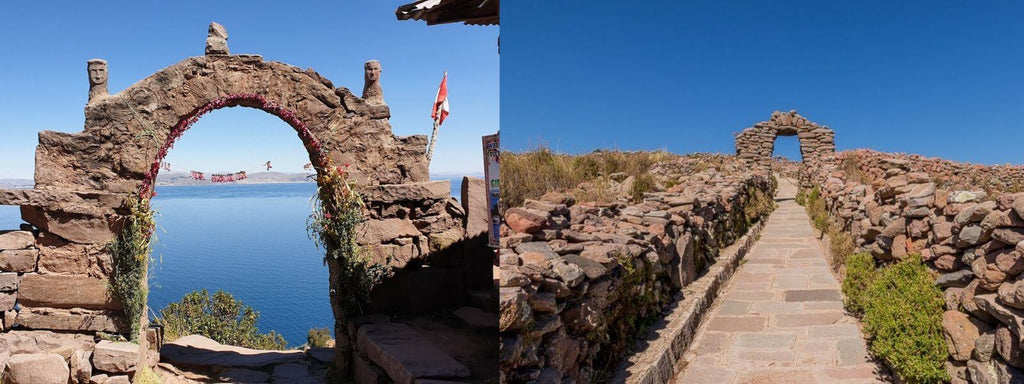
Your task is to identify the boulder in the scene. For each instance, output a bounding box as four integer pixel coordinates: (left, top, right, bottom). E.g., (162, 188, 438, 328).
(3, 353, 70, 384)
(941, 310, 987, 361)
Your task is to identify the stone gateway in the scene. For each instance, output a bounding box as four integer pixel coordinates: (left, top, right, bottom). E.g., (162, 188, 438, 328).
(0, 22, 489, 382)
(735, 110, 836, 170)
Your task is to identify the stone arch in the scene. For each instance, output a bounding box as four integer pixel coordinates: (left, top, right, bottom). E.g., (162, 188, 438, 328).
(734, 110, 836, 170)
(0, 23, 474, 379)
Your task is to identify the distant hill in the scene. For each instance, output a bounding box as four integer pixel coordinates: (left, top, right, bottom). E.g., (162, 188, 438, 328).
(156, 171, 314, 186)
(0, 179, 33, 189)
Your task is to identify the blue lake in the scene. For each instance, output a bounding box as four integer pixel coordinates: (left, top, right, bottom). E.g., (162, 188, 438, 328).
(0, 179, 462, 348)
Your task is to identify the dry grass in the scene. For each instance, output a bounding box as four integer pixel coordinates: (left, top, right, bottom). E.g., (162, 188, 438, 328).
(501, 147, 674, 208)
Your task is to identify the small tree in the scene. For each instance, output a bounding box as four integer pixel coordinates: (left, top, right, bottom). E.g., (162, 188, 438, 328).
(307, 327, 333, 348)
(155, 289, 287, 350)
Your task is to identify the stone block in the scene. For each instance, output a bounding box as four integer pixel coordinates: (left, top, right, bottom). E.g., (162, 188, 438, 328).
(18, 274, 121, 310)
(0, 231, 34, 250)
(15, 307, 127, 333)
(3, 353, 70, 384)
(92, 341, 138, 374)
(0, 249, 37, 272)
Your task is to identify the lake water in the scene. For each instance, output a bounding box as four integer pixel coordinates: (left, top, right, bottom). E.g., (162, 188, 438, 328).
(0, 179, 462, 348)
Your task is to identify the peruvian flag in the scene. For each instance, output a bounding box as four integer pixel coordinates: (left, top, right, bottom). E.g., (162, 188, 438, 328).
(432, 72, 449, 125)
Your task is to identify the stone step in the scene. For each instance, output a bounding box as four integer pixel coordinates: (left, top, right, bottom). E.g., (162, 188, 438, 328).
(356, 322, 471, 384)
(160, 335, 306, 369)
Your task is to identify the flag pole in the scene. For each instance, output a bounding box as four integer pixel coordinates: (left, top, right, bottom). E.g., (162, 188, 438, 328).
(427, 116, 440, 163)
(426, 70, 445, 164)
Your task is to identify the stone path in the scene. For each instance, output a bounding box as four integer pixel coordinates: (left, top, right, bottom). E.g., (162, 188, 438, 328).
(676, 178, 886, 384)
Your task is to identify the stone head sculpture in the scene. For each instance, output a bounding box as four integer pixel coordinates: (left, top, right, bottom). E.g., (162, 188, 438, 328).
(87, 59, 108, 102)
(205, 22, 230, 55)
(362, 60, 384, 105)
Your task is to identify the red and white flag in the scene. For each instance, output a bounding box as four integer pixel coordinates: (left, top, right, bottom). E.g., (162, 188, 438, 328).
(431, 72, 449, 125)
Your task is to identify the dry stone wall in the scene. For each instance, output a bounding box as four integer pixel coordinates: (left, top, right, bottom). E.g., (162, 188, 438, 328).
(804, 149, 1024, 383)
(735, 110, 836, 170)
(0, 23, 482, 382)
(498, 156, 776, 383)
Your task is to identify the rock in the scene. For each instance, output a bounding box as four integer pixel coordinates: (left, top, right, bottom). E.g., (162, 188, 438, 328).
(15, 307, 126, 333)
(995, 326, 1024, 368)
(356, 322, 470, 384)
(357, 218, 422, 244)
(4, 353, 70, 384)
(1000, 276, 1024, 309)
(950, 191, 982, 204)
(160, 335, 305, 368)
(219, 368, 272, 383)
(527, 292, 558, 313)
(975, 330, 996, 362)
(505, 208, 547, 234)
(461, 177, 489, 237)
(70, 350, 92, 384)
(91, 341, 138, 374)
(0, 273, 20, 291)
(453, 306, 497, 328)
(18, 274, 121, 310)
(995, 228, 1024, 247)
(958, 225, 989, 248)
(0, 330, 95, 355)
(499, 287, 532, 332)
(0, 250, 37, 272)
(942, 310, 987, 361)
(937, 269, 975, 288)
(550, 260, 584, 287)
(967, 359, 998, 384)
(982, 209, 1024, 231)
(974, 294, 1024, 341)
(1014, 198, 1024, 223)
(0, 231, 34, 250)
(362, 182, 451, 203)
(103, 376, 130, 384)
(561, 255, 607, 280)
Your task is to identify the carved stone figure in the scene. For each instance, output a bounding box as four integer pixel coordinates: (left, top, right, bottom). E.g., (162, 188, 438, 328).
(205, 22, 229, 55)
(87, 59, 108, 102)
(362, 60, 384, 105)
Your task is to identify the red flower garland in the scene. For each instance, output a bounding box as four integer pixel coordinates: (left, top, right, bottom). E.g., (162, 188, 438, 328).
(140, 94, 328, 197)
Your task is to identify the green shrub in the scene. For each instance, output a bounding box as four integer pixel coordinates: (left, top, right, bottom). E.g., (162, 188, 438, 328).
(155, 289, 287, 350)
(841, 252, 876, 314)
(861, 259, 949, 384)
(307, 327, 333, 347)
(795, 189, 806, 206)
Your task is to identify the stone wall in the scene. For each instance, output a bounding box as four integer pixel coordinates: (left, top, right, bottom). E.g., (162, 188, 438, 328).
(498, 156, 776, 383)
(803, 149, 1024, 383)
(735, 110, 836, 171)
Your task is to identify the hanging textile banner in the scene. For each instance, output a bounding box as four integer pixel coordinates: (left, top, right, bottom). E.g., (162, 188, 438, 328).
(303, 163, 313, 171)
(161, 162, 172, 171)
(210, 171, 248, 183)
(189, 171, 205, 180)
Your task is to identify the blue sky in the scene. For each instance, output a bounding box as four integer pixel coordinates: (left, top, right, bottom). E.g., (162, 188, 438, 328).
(502, 1, 1024, 164)
(0, 1, 497, 179)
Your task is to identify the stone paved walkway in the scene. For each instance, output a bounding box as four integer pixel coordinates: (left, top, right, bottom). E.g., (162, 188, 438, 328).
(676, 178, 886, 384)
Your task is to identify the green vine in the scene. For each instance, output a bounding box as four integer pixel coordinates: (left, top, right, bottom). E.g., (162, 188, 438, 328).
(108, 194, 155, 342)
(307, 165, 392, 315)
